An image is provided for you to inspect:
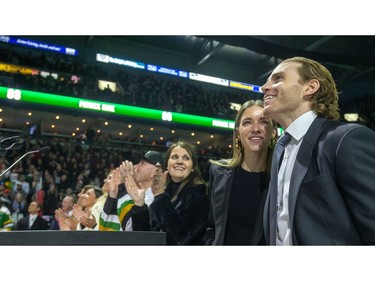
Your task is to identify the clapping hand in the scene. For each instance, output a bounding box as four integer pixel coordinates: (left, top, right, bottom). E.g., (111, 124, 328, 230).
(151, 165, 168, 196)
(54, 208, 68, 222)
(72, 204, 85, 222)
(80, 211, 97, 229)
(108, 167, 122, 198)
(119, 160, 135, 179)
(55, 208, 71, 230)
(124, 173, 146, 207)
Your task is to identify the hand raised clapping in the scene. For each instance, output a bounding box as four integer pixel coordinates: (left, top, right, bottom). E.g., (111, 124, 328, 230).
(80, 212, 97, 229)
(108, 167, 122, 198)
(151, 165, 168, 196)
(124, 173, 146, 207)
(119, 160, 135, 178)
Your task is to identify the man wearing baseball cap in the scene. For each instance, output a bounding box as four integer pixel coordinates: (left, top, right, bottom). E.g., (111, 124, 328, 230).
(132, 150, 164, 169)
(100, 150, 164, 231)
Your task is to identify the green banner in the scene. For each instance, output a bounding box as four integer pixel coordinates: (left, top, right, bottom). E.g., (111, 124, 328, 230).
(0, 86, 235, 131)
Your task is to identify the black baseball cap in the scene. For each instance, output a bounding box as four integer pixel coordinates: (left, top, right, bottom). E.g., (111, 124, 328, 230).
(132, 150, 164, 167)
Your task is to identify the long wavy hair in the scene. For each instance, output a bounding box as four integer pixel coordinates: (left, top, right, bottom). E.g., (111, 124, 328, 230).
(282, 57, 340, 120)
(165, 141, 206, 202)
(210, 99, 277, 179)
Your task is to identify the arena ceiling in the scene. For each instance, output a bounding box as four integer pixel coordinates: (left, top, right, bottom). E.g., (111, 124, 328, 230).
(28, 35, 375, 89)
(96, 35, 375, 88)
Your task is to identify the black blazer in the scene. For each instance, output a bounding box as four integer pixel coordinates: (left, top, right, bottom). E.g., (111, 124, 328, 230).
(205, 164, 268, 245)
(16, 215, 48, 231)
(263, 117, 375, 245)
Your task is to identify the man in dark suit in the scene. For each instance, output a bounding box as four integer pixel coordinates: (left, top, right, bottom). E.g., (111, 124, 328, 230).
(16, 201, 48, 230)
(261, 56, 375, 245)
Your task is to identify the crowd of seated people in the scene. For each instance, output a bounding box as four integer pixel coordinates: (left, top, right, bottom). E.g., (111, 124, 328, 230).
(0, 131, 224, 229)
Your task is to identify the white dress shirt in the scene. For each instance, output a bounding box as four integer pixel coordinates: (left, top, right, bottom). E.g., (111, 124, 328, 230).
(277, 111, 317, 245)
(29, 214, 37, 228)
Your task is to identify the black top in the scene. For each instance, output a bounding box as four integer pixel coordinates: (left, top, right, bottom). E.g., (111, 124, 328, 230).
(165, 180, 180, 199)
(224, 167, 265, 245)
(132, 180, 210, 245)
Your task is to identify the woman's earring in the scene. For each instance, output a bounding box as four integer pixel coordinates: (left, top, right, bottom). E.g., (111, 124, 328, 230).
(235, 136, 243, 150)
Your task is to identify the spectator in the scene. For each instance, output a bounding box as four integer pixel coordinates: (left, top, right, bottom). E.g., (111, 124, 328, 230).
(0, 201, 13, 231)
(261, 56, 375, 245)
(100, 150, 164, 231)
(15, 201, 48, 230)
(127, 141, 210, 245)
(11, 192, 28, 224)
(73, 185, 103, 230)
(50, 195, 75, 230)
(205, 99, 277, 245)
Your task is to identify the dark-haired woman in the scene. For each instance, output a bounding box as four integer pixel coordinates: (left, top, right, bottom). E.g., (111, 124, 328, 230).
(126, 141, 209, 245)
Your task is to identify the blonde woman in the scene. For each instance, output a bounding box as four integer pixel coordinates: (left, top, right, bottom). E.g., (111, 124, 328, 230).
(206, 99, 277, 245)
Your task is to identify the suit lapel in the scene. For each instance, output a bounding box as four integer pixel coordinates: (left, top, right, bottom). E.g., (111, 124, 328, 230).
(289, 117, 326, 230)
(217, 167, 235, 217)
(213, 166, 235, 244)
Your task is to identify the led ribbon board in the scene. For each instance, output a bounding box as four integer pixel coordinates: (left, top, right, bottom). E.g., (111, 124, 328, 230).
(0, 36, 77, 56)
(96, 52, 262, 94)
(0, 86, 235, 131)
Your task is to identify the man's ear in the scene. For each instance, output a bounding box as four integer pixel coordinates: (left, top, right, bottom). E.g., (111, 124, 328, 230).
(304, 79, 320, 97)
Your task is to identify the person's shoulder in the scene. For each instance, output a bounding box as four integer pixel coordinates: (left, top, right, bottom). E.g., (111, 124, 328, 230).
(209, 162, 235, 178)
(316, 119, 375, 154)
(190, 183, 209, 198)
(323, 119, 373, 138)
(323, 118, 362, 129)
(0, 211, 8, 218)
(94, 194, 108, 207)
(209, 161, 232, 172)
(0, 206, 10, 215)
(91, 200, 105, 214)
(210, 158, 231, 166)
